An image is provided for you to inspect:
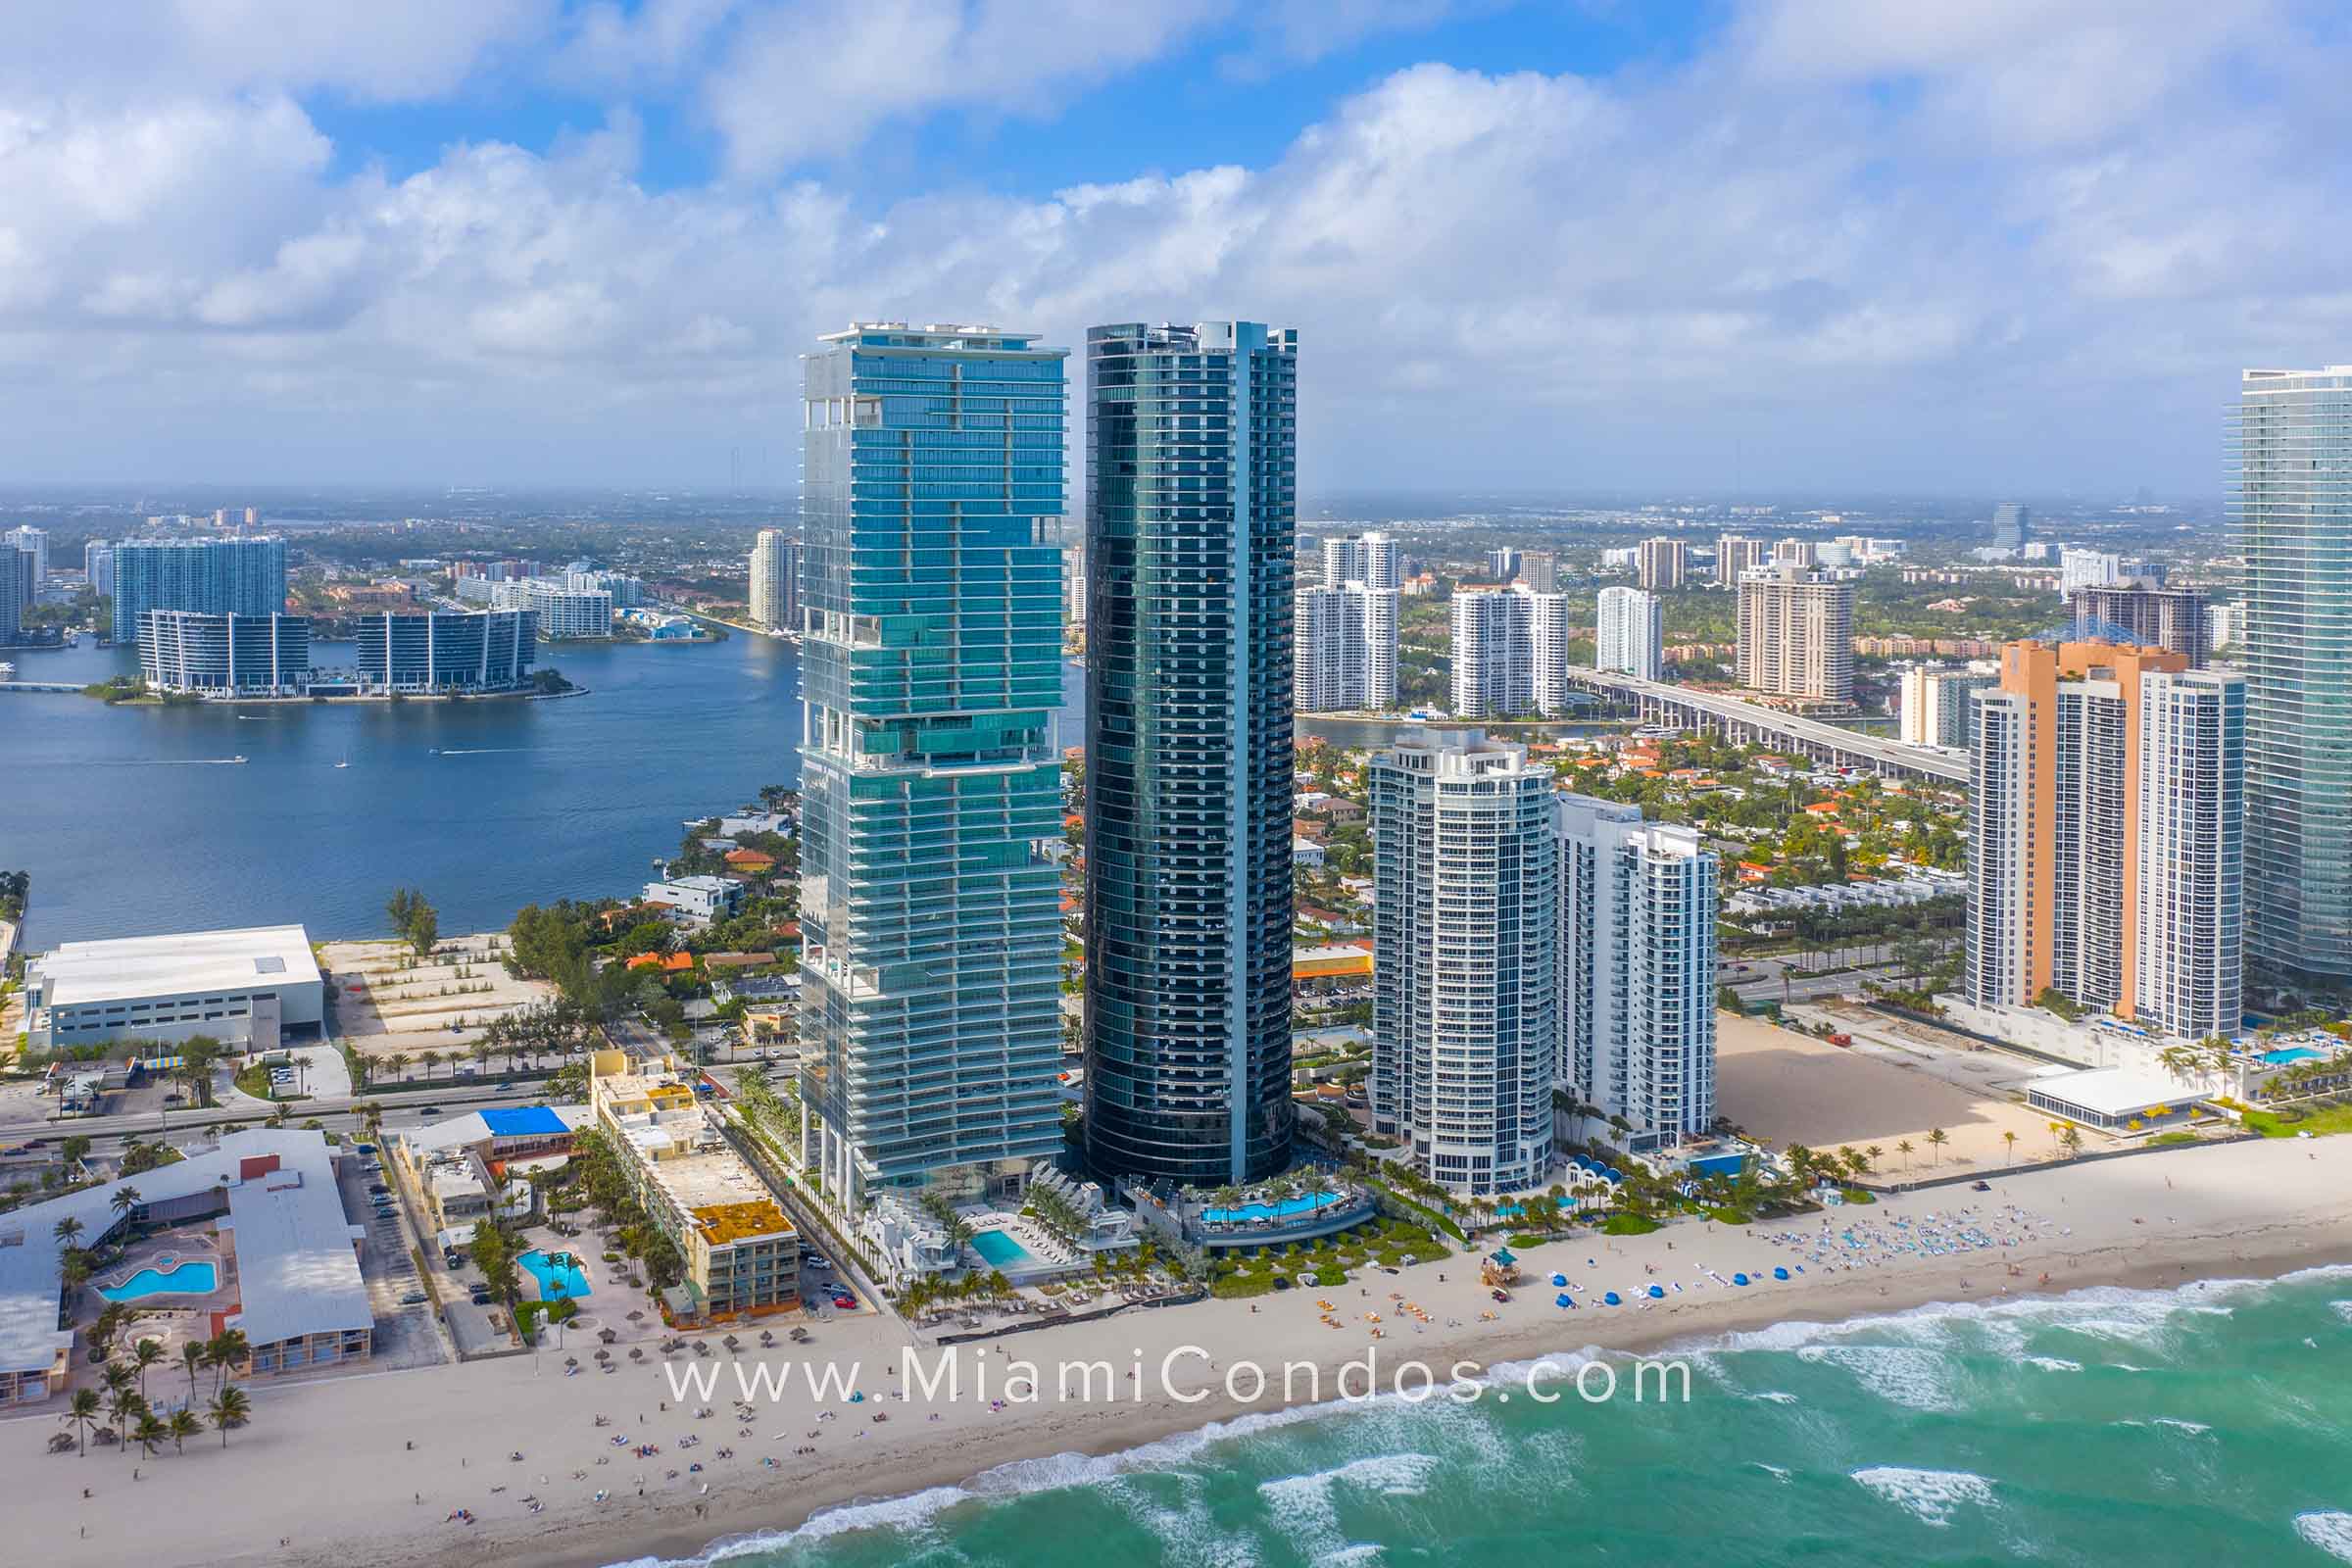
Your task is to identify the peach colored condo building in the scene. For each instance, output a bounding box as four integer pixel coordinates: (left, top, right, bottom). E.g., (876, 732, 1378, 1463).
(1964, 640, 2245, 1042)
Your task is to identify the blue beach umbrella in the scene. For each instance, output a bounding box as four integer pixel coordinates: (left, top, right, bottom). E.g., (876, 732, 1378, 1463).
(1603, 1291, 1622, 1306)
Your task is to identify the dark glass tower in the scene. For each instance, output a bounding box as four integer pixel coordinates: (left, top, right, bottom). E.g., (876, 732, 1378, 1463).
(1084, 321, 1298, 1187)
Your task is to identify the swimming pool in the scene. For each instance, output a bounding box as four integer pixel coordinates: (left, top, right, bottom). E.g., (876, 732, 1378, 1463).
(101, 1260, 219, 1301)
(969, 1229, 1032, 1267)
(1201, 1192, 1345, 1225)
(517, 1250, 592, 1299)
(2262, 1047, 2325, 1065)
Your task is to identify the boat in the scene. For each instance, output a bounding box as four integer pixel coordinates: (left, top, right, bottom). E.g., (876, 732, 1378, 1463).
(334, 755, 350, 769)
(230, 755, 249, 764)
(427, 748, 439, 756)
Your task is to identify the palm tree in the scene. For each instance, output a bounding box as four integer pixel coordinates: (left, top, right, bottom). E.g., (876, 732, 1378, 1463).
(208, 1385, 251, 1448)
(130, 1338, 164, 1402)
(61, 1388, 101, 1456)
(52, 1215, 85, 1249)
(1864, 1145, 1884, 1174)
(181, 1341, 208, 1403)
(207, 1328, 249, 1392)
(167, 1408, 203, 1454)
(2047, 1120, 2067, 1153)
(2002, 1130, 2019, 1166)
(131, 1411, 169, 1459)
(107, 1390, 145, 1459)
(1925, 1128, 1949, 1167)
(2060, 1125, 2083, 1156)
(1895, 1139, 1915, 1172)
(109, 1186, 143, 1228)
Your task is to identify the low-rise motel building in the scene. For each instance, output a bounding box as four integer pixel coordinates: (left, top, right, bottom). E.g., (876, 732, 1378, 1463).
(586, 1050, 800, 1324)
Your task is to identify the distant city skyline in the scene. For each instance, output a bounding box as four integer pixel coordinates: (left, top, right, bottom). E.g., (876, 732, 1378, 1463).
(0, 7, 2343, 491)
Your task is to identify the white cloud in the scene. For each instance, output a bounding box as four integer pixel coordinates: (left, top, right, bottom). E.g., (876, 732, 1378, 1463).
(0, 1, 2346, 488)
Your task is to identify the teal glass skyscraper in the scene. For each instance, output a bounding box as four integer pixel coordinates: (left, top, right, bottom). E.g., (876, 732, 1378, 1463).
(1084, 321, 1299, 1185)
(111, 536, 286, 643)
(797, 322, 1069, 1209)
(2234, 365, 2352, 994)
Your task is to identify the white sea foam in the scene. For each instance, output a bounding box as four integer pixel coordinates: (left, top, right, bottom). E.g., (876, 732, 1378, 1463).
(1259, 1452, 1442, 1566)
(2331, 1300, 2352, 1325)
(2296, 1512, 2352, 1563)
(2024, 1356, 2082, 1372)
(1850, 1466, 1995, 1528)
(1795, 1345, 1958, 1411)
(2154, 1417, 2212, 1436)
(1752, 1462, 1791, 1481)
(1748, 1390, 1800, 1404)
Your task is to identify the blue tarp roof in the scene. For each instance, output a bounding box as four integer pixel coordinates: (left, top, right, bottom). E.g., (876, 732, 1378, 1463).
(480, 1105, 567, 1138)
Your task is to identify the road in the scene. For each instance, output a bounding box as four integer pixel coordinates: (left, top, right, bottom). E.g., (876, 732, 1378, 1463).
(0, 1078, 541, 1145)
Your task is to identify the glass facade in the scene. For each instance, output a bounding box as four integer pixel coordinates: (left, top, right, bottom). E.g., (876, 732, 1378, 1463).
(2232, 367, 2352, 993)
(137, 611, 311, 696)
(797, 324, 1069, 1206)
(1083, 321, 1298, 1186)
(111, 537, 286, 644)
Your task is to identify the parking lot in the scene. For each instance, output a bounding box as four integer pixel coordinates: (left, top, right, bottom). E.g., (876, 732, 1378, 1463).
(338, 1145, 450, 1371)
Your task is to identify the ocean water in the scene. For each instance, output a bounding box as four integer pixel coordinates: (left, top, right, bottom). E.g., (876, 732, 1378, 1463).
(635, 1267, 2352, 1568)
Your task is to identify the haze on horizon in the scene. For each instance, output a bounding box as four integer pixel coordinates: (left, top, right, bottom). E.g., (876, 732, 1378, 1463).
(1, 0, 2344, 496)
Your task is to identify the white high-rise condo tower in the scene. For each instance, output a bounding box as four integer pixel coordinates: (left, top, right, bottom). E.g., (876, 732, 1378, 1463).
(1557, 796, 1718, 1149)
(1594, 586, 1663, 681)
(1370, 732, 1560, 1194)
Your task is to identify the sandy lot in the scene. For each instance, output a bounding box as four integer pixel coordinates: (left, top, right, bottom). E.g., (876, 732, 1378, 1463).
(1716, 1009, 2060, 1173)
(323, 934, 558, 1070)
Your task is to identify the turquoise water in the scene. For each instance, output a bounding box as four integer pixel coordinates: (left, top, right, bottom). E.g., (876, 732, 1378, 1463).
(519, 1250, 592, 1299)
(2265, 1049, 2325, 1065)
(100, 1260, 218, 1300)
(969, 1231, 1032, 1267)
(637, 1267, 2352, 1566)
(1205, 1194, 1343, 1225)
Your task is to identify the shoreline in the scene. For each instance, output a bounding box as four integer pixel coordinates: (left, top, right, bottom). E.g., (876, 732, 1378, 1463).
(9, 1135, 2344, 1568)
(529, 1233, 2352, 1568)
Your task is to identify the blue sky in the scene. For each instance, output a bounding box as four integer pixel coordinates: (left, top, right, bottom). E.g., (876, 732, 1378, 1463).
(0, 0, 2343, 493)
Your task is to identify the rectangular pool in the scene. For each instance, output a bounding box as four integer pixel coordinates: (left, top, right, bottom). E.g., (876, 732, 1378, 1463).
(969, 1229, 1032, 1267)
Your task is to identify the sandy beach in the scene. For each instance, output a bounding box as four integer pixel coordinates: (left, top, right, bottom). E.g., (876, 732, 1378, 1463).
(9, 1134, 2349, 1568)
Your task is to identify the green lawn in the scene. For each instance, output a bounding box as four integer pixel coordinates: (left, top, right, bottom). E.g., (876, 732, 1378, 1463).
(2241, 1103, 2352, 1139)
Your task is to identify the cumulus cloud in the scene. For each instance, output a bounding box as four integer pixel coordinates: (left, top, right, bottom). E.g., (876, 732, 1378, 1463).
(0, 0, 2345, 487)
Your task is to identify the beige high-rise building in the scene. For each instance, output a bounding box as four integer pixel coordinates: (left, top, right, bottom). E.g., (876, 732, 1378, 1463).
(1772, 537, 1818, 567)
(1964, 641, 2242, 1040)
(1736, 564, 1854, 703)
(1714, 533, 1766, 588)
(749, 528, 796, 630)
(1636, 536, 1687, 591)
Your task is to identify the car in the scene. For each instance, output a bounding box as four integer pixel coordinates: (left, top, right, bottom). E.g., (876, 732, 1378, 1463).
(470, 1291, 492, 1306)
(418, 1104, 443, 1115)
(368, 1183, 389, 1195)
(400, 1291, 428, 1305)
(829, 1292, 857, 1309)
(354, 1143, 377, 1153)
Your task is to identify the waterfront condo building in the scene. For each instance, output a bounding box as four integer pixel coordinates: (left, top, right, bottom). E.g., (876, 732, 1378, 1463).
(1557, 796, 1718, 1149)
(588, 1051, 799, 1322)
(1451, 586, 1535, 716)
(525, 582, 613, 640)
(353, 609, 535, 693)
(1084, 320, 1299, 1186)
(111, 536, 286, 644)
(1373, 728, 1552, 1194)
(1736, 563, 1855, 704)
(797, 322, 1069, 1212)
(1322, 530, 1400, 591)
(1369, 732, 1560, 1195)
(1296, 581, 1397, 711)
(749, 528, 802, 632)
(0, 545, 24, 644)
(1963, 640, 2244, 1039)
(2234, 366, 2352, 993)
(1519, 550, 1560, 595)
(1635, 537, 1688, 591)
(1594, 585, 1663, 681)
(138, 610, 312, 697)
